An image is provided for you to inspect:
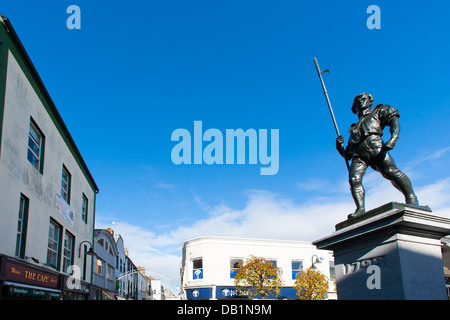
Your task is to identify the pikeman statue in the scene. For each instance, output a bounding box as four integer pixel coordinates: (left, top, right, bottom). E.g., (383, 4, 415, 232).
(313, 58, 420, 219)
(336, 93, 419, 218)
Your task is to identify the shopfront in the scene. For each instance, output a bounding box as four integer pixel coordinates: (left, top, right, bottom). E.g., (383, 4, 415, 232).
(0, 255, 62, 300)
(62, 275, 91, 300)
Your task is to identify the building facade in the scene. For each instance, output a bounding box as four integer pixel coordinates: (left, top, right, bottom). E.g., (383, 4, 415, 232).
(180, 236, 336, 300)
(114, 233, 128, 299)
(114, 232, 150, 300)
(90, 229, 118, 300)
(149, 278, 163, 300)
(0, 15, 99, 300)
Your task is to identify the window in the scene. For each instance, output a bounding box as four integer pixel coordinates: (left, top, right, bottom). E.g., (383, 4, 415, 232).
(47, 220, 61, 269)
(61, 165, 71, 204)
(107, 264, 114, 280)
(63, 231, 74, 273)
(230, 258, 242, 278)
(329, 261, 336, 283)
(266, 259, 277, 267)
(27, 119, 44, 172)
(81, 194, 88, 223)
(192, 258, 203, 280)
(292, 260, 304, 279)
(15, 195, 29, 258)
(95, 258, 104, 275)
(82, 244, 88, 281)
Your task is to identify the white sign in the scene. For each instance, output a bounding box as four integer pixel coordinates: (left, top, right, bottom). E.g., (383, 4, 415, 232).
(55, 193, 74, 226)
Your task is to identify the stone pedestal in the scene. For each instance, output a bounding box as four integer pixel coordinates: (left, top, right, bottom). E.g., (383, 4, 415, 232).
(313, 202, 450, 300)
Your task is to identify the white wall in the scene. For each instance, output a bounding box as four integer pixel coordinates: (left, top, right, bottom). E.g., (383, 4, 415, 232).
(182, 236, 334, 295)
(150, 279, 162, 300)
(0, 49, 96, 280)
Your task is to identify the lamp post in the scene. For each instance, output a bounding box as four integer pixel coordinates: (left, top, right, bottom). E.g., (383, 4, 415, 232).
(78, 240, 97, 258)
(311, 254, 322, 269)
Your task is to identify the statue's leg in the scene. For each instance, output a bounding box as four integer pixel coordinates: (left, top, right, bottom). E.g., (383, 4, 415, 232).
(348, 158, 368, 217)
(375, 151, 419, 206)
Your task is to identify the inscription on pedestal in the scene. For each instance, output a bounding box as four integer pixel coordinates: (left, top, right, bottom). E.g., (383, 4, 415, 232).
(343, 256, 384, 274)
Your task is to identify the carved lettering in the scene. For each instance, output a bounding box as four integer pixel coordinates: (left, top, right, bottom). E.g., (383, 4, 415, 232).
(344, 256, 384, 274)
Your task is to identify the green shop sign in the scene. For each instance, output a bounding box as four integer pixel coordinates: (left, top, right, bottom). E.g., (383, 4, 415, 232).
(8, 285, 61, 299)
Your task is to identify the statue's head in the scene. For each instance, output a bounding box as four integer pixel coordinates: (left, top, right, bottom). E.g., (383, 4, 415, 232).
(352, 93, 373, 114)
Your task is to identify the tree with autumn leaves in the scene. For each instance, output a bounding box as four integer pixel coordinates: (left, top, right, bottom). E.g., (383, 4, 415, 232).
(233, 255, 330, 300)
(294, 267, 329, 300)
(233, 255, 283, 300)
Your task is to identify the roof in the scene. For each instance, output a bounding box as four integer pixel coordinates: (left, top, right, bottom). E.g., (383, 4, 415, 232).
(183, 235, 315, 248)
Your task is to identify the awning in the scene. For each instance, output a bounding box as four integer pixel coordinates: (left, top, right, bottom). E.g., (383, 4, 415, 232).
(3, 281, 61, 299)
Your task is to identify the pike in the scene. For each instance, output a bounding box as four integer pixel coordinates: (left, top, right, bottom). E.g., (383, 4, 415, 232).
(314, 57, 350, 171)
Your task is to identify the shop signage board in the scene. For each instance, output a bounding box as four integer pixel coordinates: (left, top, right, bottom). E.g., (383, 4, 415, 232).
(7, 285, 61, 299)
(5, 260, 60, 289)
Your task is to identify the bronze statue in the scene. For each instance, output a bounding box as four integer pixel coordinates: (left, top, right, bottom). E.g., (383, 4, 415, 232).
(336, 93, 419, 218)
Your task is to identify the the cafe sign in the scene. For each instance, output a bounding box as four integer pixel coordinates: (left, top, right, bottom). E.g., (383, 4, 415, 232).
(5, 261, 60, 289)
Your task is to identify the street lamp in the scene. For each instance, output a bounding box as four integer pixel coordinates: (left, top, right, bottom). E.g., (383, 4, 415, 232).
(311, 254, 322, 269)
(79, 240, 97, 258)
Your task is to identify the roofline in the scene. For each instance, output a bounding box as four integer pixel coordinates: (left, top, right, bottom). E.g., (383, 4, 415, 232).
(0, 14, 99, 193)
(94, 228, 119, 255)
(183, 236, 315, 247)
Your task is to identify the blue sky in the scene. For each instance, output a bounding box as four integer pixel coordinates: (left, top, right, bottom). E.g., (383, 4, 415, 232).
(2, 1, 450, 292)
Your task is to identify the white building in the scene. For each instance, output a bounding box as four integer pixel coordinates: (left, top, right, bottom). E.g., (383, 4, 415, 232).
(0, 14, 99, 300)
(149, 278, 163, 300)
(180, 236, 336, 300)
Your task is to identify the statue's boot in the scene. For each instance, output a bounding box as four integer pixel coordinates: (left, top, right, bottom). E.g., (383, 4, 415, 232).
(348, 208, 365, 219)
(349, 185, 365, 219)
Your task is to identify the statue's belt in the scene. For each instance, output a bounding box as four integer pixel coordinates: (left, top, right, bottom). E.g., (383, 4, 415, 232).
(350, 132, 381, 145)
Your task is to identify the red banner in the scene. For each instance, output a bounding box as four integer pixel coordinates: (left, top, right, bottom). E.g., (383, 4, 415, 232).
(5, 261, 60, 289)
